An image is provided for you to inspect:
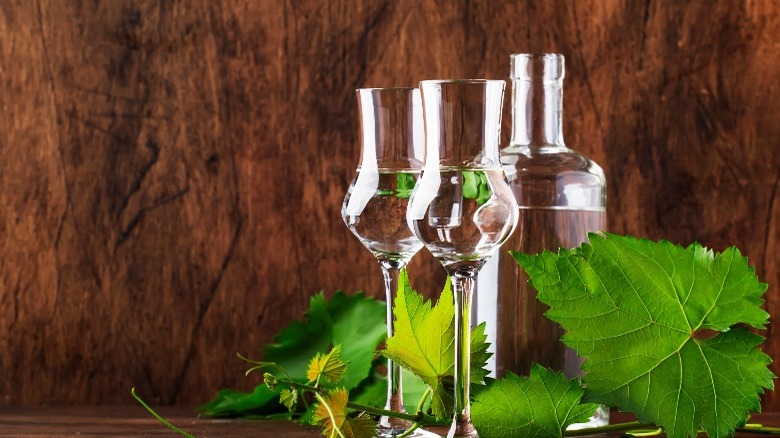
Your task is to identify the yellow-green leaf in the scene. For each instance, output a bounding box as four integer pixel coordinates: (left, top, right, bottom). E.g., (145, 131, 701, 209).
(381, 271, 492, 420)
(313, 388, 348, 436)
(279, 388, 297, 412)
(308, 345, 348, 385)
(341, 412, 376, 438)
(382, 273, 454, 420)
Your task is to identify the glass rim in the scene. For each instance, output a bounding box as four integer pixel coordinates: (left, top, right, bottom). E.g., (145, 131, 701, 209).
(510, 53, 564, 60)
(511, 53, 565, 81)
(419, 79, 505, 86)
(355, 86, 418, 92)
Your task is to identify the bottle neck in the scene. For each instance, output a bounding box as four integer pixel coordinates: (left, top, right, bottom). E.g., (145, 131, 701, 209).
(510, 78, 564, 147)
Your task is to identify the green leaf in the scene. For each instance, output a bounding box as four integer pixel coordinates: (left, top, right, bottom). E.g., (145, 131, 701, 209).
(462, 171, 479, 199)
(395, 172, 416, 199)
(197, 386, 280, 418)
(400, 368, 431, 413)
(513, 233, 775, 438)
(382, 273, 454, 420)
(471, 364, 598, 438)
(308, 345, 348, 384)
(280, 388, 297, 412)
(382, 271, 491, 420)
(341, 412, 376, 438)
(200, 291, 386, 418)
(462, 171, 491, 204)
(326, 294, 388, 390)
(475, 171, 491, 205)
(470, 322, 491, 384)
(348, 370, 387, 408)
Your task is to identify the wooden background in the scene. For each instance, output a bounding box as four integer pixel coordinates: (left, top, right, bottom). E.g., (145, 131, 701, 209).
(0, 0, 778, 408)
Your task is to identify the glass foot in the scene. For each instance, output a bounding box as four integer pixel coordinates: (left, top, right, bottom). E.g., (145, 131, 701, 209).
(565, 404, 609, 430)
(446, 417, 479, 438)
(445, 430, 478, 438)
(376, 425, 442, 437)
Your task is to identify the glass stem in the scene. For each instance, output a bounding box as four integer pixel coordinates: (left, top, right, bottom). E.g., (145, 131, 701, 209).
(451, 270, 478, 437)
(379, 259, 410, 429)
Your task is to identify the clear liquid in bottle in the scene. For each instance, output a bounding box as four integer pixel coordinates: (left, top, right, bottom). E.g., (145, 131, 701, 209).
(475, 54, 609, 429)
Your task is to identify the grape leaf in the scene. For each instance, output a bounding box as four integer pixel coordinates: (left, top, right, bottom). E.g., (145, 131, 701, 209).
(197, 385, 280, 418)
(463, 171, 479, 199)
(395, 172, 416, 199)
(471, 364, 597, 438)
(313, 388, 376, 438)
(382, 271, 491, 420)
(470, 322, 491, 385)
(513, 233, 775, 438)
(341, 412, 376, 438)
(462, 171, 492, 205)
(475, 171, 491, 205)
(199, 291, 386, 418)
(313, 388, 349, 436)
(308, 345, 348, 384)
(268, 292, 385, 390)
(280, 388, 297, 412)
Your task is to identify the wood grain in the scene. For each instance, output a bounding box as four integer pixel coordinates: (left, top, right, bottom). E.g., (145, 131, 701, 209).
(0, 407, 777, 437)
(0, 406, 322, 437)
(0, 0, 777, 408)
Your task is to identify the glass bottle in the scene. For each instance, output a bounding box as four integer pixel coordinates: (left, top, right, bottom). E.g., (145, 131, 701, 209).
(475, 54, 608, 427)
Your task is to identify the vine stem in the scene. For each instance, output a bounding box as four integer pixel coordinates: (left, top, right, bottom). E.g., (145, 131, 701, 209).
(245, 362, 780, 437)
(239, 357, 296, 382)
(396, 421, 423, 438)
(736, 426, 780, 435)
(131, 388, 196, 438)
(391, 386, 432, 438)
(275, 378, 446, 426)
(564, 421, 651, 436)
(345, 402, 425, 423)
(565, 422, 780, 436)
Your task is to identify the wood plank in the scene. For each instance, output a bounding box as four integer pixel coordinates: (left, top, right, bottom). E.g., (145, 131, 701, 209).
(0, 406, 319, 437)
(0, 407, 777, 437)
(0, 0, 777, 409)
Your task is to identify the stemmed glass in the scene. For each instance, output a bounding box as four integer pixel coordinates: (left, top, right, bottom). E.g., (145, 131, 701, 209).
(407, 80, 518, 438)
(342, 88, 432, 437)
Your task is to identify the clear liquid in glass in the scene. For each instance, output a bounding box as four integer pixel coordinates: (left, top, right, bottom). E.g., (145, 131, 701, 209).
(343, 170, 423, 261)
(408, 167, 517, 269)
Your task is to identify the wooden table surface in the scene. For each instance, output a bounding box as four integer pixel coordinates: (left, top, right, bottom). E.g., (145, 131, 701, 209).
(0, 407, 777, 437)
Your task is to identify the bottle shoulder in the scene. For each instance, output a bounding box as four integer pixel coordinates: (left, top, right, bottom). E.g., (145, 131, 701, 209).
(500, 144, 606, 209)
(500, 144, 605, 178)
